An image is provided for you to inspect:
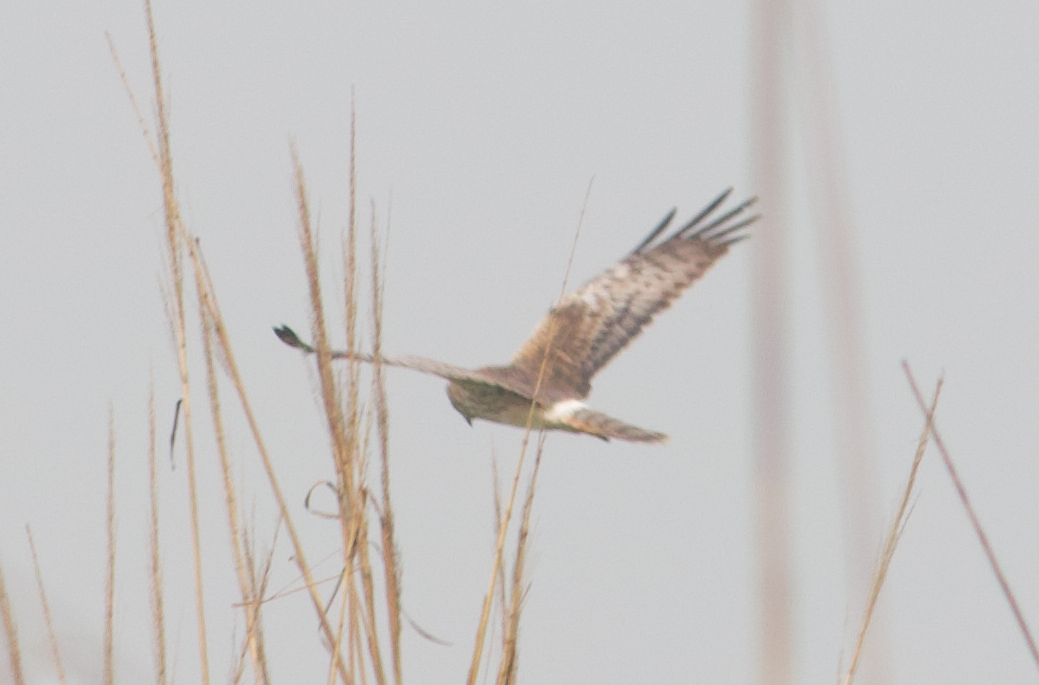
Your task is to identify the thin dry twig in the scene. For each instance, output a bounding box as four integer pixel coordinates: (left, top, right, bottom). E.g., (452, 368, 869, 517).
(842, 377, 942, 685)
(0, 551, 24, 685)
(104, 407, 117, 685)
(26, 526, 67, 685)
(466, 177, 594, 685)
(200, 300, 270, 684)
(105, 31, 160, 168)
(496, 434, 546, 685)
(903, 361, 1039, 670)
(148, 376, 169, 685)
(491, 455, 509, 657)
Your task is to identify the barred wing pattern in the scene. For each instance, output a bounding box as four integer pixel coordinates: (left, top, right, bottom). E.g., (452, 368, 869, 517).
(507, 188, 756, 402)
(275, 188, 755, 443)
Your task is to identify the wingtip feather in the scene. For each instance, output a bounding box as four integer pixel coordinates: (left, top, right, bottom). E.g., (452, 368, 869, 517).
(273, 324, 314, 353)
(630, 206, 679, 255)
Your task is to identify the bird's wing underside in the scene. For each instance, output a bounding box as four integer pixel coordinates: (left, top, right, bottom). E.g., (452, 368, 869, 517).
(505, 188, 757, 402)
(273, 325, 532, 397)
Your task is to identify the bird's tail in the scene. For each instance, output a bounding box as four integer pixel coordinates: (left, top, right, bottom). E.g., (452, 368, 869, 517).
(564, 407, 669, 444)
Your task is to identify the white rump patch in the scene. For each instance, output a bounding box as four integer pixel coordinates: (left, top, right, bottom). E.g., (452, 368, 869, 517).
(545, 399, 588, 421)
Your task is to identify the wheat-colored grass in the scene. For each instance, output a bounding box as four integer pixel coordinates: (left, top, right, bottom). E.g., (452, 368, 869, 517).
(496, 435, 546, 685)
(26, 526, 66, 685)
(112, 7, 364, 681)
(287, 102, 410, 682)
(842, 377, 941, 685)
(147, 378, 169, 685)
(0, 549, 24, 685)
(138, 2, 214, 681)
(200, 296, 271, 682)
(370, 201, 404, 685)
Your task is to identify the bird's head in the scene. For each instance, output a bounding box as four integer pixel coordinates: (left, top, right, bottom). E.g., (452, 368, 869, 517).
(445, 382, 475, 426)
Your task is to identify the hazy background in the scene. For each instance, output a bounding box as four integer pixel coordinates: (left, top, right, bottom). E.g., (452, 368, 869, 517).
(2, 0, 1039, 683)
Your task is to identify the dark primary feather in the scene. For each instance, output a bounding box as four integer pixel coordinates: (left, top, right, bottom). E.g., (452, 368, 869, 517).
(507, 190, 757, 401)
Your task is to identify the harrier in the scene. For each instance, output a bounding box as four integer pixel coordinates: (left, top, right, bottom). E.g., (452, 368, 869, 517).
(275, 188, 756, 443)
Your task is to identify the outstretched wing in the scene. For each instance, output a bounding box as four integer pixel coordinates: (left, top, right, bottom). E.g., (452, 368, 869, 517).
(273, 325, 535, 397)
(506, 188, 756, 401)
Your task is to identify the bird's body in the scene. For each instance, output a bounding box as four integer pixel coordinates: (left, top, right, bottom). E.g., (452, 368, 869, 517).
(276, 188, 756, 443)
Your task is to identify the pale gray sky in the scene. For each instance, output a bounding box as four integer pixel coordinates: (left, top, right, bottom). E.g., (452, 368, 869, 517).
(2, 0, 1039, 683)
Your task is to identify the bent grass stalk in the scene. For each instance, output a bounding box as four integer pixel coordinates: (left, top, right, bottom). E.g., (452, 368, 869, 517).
(842, 377, 942, 685)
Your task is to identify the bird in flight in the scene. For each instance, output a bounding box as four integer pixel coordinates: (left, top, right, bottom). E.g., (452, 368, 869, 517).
(275, 188, 756, 443)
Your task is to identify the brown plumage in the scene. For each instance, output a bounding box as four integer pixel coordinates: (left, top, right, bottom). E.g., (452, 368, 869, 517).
(275, 188, 757, 443)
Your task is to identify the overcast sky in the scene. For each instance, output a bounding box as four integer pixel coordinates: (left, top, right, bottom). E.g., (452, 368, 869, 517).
(2, 0, 1039, 683)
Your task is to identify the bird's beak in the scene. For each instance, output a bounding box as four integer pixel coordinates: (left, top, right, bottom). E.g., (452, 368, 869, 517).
(465, 417, 473, 427)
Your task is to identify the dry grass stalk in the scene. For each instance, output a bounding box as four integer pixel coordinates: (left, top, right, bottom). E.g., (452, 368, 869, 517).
(356, 513, 389, 685)
(104, 32, 159, 167)
(466, 364, 546, 685)
(104, 408, 116, 685)
(842, 377, 942, 685)
(467, 457, 524, 685)
(189, 189, 351, 682)
(140, 2, 213, 681)
(26, 526, 67, 685)
(232, 525, 277, 684)
(496, 435, 546, 685)
(111, 7, 411, 683)
(902, 362, 1039, 669)
(200, 300, 271, 683)
(338, 108, 365, 674)
(204, 275, 353, 683)
(290, 142, 411, 681)
(290, 138, 411, 683)
(291, 129, 413, 682)
(490, 456, 509, 659)
(370, 204, 404, 685)
(328, 574, 350, 685)
(114, 9, 353, 681)
(293, 148, 376, 683)
(249, 526, 278, 645)
(147, 378, 169, 685)
(467, 180, 592, 685)
(0, 551, 24, 685)
(464, 302, 548, 685)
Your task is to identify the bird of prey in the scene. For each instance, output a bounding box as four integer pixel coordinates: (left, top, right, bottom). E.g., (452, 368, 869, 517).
(275, 188, 756, 443)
